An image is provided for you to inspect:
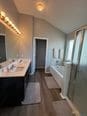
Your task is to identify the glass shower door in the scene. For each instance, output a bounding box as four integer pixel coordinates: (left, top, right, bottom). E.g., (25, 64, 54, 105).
(68, 31, 83, 101)
(73, 30, 87, 116)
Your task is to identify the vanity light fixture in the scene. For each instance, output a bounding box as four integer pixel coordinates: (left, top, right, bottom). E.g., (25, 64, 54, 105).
(36, 2, 45, 11)
(0, 11, 21, 35)
(0, 11, 6, 19)
(5, 17, 9, 23)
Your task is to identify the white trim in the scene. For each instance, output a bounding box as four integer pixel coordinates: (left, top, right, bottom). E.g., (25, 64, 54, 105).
(32, 37, 48, 74)
(60, 93, 66, 99)
(60, 93, 80, 116)
(45, 71, 50, 74)
(66, 97, 80, 116)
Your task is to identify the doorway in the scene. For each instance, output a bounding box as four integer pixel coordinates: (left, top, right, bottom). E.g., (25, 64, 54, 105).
(32, 37, 48, 74)
(35, 39, 46, 70)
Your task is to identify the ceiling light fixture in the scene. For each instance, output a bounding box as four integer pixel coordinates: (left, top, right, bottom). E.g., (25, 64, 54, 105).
(36, 2, 45, 11)
(0, 11, 21, 35)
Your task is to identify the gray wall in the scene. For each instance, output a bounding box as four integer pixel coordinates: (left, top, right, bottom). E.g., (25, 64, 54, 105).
(0, 0, 19, 26)
(34, 18, 66, 71)
(0, 23, 5, 34)
(34, 18, 65, 51)
(67, 32, 75, 40)
(0, 0, 66, 72)
(19, 14, 33, 60)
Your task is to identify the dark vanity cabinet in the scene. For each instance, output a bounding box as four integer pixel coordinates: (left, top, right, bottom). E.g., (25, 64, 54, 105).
(0, 77, 24, 106)
(0, 65, 30, 107)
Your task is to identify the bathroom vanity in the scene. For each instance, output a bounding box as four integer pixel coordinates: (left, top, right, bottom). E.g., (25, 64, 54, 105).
(0, 59, 31, 106)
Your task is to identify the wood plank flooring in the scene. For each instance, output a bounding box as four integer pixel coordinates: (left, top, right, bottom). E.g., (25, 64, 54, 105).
(0, 70, 72, 116)
(50, 89, 62, 101)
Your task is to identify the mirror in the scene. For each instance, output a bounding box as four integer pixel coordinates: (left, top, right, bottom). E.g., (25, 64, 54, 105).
(0, 23, 20, 63)
(0, 34, 6, 62)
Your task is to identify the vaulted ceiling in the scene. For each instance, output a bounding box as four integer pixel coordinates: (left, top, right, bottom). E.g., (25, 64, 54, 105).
(13, 0, 87, 34)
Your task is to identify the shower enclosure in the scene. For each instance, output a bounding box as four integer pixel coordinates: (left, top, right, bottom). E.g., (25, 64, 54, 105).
(68, 29, 87, 116)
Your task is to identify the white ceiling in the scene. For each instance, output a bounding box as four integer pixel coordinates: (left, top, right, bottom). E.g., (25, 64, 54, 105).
(13, 0, 87, 34)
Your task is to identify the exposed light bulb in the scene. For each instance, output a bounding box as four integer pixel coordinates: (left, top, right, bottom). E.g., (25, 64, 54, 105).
(36, 2, 45, 11)
(9, 21, 12, 26)
(0, 11, 6, 19)
(5, 17, 9, 22)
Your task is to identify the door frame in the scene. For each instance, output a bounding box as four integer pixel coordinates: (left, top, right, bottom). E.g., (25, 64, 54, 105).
(32, 37, 48, 74)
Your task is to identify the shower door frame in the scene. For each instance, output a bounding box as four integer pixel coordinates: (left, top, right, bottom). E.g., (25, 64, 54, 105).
(68, 29, 85, 100)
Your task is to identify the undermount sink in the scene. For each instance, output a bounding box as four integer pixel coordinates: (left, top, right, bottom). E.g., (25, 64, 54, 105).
(0, 64, 24, 73)
(0, 66, 24, 73)
(16, 66, 24, 72)
(0, 59, 26, 73)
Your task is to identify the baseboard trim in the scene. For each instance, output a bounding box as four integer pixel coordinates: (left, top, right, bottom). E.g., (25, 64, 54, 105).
(60, 93, 66, 99)
(60, 93, 80, 116)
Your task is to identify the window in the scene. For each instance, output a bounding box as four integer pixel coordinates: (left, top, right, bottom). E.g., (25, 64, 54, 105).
(67, 40, 74, 61)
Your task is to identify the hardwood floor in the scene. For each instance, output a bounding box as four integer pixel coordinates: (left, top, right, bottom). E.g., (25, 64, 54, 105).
(49, 89, 62, 101)
(0, 70, 72, 116)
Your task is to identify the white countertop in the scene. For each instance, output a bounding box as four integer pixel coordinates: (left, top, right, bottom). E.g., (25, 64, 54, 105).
(0, 59, 31, 78)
